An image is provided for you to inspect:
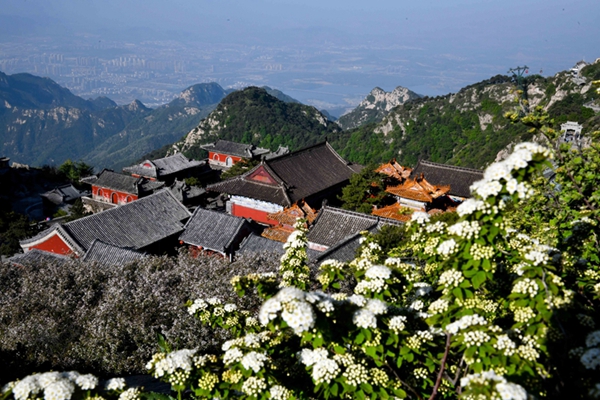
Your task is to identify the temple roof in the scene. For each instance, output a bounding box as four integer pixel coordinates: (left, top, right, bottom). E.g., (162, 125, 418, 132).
(307, 206, 399, 248)
(372, 203, 413, 222)
(410, 160, 483, 199)
(9, 248, 72, 267)
(261, 225, 294, 243)
(375, 160, 412, 181)
(315, 226, 379, 264)
(123, 153, 205, 179)
(21, 190, 191, 255)
(237, 233, 286, 256)
(207, 142, 357, 206)
(40, 184, 84, 205)
(201, 140, 271, 159)
(267, 201, 318, 226)
(385, 176, 450, 203)
(179, 208, 250, 253)
(81, 240, 147, 266)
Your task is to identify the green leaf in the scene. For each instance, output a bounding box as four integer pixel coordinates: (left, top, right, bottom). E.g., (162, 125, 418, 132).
(472, 271, 486, 289)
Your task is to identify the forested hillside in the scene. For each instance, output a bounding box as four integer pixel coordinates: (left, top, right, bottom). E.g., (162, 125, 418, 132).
(336, 65, 600, 168)
(172, 86, 342, 159)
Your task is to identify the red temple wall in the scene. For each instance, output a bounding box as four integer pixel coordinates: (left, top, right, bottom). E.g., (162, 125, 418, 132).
(231, 203, 277, 226)
(31, 234, 74, 256)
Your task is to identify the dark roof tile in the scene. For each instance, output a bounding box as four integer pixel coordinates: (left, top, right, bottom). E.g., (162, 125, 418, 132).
(179, 208, 250, 253)
(124, 153, 205, 179)
(410, 160, 483, 199)
(81, 240, 147, 266)
(201, 140, 270, 158)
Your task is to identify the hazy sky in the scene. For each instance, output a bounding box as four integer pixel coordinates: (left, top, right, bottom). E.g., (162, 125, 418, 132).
(1, 0, 599, 103)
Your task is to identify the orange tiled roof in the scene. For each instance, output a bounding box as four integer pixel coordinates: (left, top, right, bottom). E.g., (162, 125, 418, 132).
(267, 201, 318, 226)
(385, 177, 450, 202)
(261, 225, 294, 243)
(376, 160, 412, 181)
(371, 203, 413, 222)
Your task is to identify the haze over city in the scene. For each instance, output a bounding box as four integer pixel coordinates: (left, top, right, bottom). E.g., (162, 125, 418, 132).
(1, 0, 598, 113)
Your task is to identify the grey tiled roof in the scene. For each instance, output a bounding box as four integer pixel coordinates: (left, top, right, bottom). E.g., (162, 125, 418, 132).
(41, 184, 84, 205)
(93, 170, 142, 194)
(62, 190, 190, 253)
(308, 207, 379, 248)
(82, 240, 147, 266)
(201, 140, 270, 158)
(124, 153, 205, 179)
(315, 225, 379, 263)
(307, 207, 400, 248)
(179, 208, 250, 253)
(237, 234, 285, 256)
(9, 249, 72, 266)
(207, 142, 357, 206)
(410, 160, 483, 199)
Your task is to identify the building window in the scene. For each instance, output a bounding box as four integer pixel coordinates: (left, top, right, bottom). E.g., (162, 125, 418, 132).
(213, 153, 219, 161)
(111, 193, 118, 204)
(226, 156, 233, 167)
(126, 196, 133, 203)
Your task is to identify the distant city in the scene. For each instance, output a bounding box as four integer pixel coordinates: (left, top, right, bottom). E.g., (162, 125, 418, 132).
(0, 34, 511, 113)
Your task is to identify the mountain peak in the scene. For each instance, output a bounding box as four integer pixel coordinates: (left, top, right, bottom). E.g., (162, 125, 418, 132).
(337, 85, 421, 130)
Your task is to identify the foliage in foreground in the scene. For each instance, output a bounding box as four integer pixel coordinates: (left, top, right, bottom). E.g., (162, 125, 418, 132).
(0, 252, 280, 380)
(3, 110, 600, 400)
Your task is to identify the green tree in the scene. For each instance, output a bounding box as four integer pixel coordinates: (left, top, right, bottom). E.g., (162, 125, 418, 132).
(220, 159, 260, 180)
(58, 159, 94, 184)
(339, 165, 389, 214)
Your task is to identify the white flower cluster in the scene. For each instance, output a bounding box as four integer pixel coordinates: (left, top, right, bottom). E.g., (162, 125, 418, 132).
(269, 385, 292, 400)
(410, 211, 430, 225)
(188, 298, 208, 315)
(105, 377, 126, 391)
(470, 243, 495, 260)
(355, 265, 392, 295)
(119, 387, 141, 400)
(445, 314, 487, 334)
(457, 198, 488, 217)
(343, 363, 370, 386)
(461, 370, 527, 400)
(425, 221, 447, 234)
(241, 351, 269, 373)
(494, 335, 517, 356)
(147, 348, 197, 378)
(353, 308, 377, 329)
(524, 249, 549, 266)
(413, 282, 433, 297)
(581, 331, 600, 370)
(320, 259, 345, 270)
(470, 142, 549, 201)
(437, 239, 458, 257)
(511, 278, 539, 298)
(259, 287, 321, 335)
(438, 269, 464, 289)
(463, 330, 491, 347)
(241, 376, 267, 397)
(388, 315, 407, 333)
(448, 220, 480, 239)
(10, 371, 99, 400)
(428, 298, 450, 314)
(299, 348, 340, 384)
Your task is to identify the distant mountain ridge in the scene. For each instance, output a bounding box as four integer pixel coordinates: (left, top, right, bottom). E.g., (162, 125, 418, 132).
(0, 71, 229, 168)
(172, 86, 341, 159)
(336, 86, 421, 130)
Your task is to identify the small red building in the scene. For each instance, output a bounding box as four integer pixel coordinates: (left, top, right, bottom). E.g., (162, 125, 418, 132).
(81, 169, 164, 212)
(201, 140, 272, 168)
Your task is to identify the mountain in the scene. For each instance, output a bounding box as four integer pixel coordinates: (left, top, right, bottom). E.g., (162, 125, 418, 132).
(261, 86, 301, 104)
(172, 86, 342, 158)
(336, 86, 421, 130)
(335, 63, 600, 168)
(0, 71, 113, 111)
(83, 83, 228, 170)
(0, 71, 148, 166)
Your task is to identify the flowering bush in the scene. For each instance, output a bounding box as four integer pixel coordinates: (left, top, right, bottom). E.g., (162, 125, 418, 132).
(0, 251, 280, 380)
